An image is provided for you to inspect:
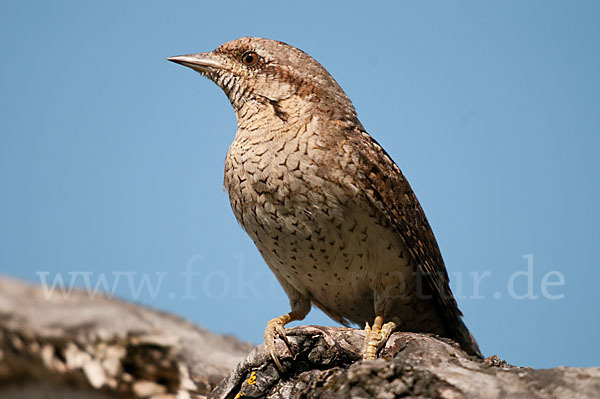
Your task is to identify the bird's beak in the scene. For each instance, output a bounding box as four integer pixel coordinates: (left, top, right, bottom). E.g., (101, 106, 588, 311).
(167, 52, 224, 72)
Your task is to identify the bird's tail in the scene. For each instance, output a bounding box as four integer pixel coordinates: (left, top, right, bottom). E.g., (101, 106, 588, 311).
(453, 317, 483, 358)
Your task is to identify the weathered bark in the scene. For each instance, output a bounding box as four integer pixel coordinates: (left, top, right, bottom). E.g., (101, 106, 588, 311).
(210, 326, 600, 399)
(0, 277, 252, 398)
(1, 277, 599, 399)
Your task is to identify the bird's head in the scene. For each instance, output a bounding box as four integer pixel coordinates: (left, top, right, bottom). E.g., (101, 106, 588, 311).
(168, 37, 359, 126)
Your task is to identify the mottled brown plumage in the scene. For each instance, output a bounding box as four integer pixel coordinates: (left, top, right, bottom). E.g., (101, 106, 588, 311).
(168, 37, 482, 367)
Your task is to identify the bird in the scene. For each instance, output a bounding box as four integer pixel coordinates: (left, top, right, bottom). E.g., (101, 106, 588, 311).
(168, 37, 482, 369)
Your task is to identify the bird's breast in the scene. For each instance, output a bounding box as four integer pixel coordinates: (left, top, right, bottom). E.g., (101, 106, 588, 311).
(224, 127, 347, 239)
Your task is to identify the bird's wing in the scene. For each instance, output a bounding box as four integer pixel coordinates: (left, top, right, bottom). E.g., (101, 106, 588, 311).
(337, 127, 482, 357)
(311, 122, 482, 356)
(340, 128, 462, 325)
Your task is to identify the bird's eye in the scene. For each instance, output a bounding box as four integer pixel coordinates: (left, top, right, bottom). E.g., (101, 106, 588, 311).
(241, 51, 260, 67)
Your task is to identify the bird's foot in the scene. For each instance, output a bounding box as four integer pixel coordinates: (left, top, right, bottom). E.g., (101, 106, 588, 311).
(362, 316, 397, 360)
(264, 314, 295, 371)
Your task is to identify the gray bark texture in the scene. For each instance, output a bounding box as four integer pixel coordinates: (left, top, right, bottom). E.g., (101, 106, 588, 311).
(0, 277, 252, 398)
(1, 277, 599, 399)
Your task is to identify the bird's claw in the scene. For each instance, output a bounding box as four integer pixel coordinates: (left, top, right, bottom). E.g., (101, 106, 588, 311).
(362, 316, 397, 360)
(265, 316, 295, 371)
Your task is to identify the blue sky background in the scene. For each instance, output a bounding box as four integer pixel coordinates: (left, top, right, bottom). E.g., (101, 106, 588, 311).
(1, 1, 599, 369)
